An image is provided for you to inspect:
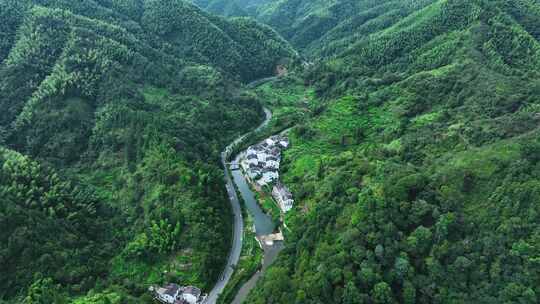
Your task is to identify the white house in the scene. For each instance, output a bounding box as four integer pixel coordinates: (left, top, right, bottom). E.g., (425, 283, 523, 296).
(268, 147, 281, 157)
(155, 284, 180, 304)
(265, 159, 279, 169)
(278, 138, 290, 149)
(245, 154, 258, 165)
(154, 284, 203, 304)
(256, 151, 268, 162)
(179, 286, 202, 304)
(266, 137, 277, 146)
(272, 183, 294, 212)
(257, 169, 278, 186)
(246, 147, 257, 155)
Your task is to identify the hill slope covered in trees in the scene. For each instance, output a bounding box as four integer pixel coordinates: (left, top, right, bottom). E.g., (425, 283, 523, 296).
(191, 0, 272, 17)
(0, 0, 296, 303)
(244, 0, 540, 303)
(3, 0, 540, 303)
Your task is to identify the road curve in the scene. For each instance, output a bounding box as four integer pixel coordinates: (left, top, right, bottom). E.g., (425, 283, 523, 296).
(204, 107, 272, 304)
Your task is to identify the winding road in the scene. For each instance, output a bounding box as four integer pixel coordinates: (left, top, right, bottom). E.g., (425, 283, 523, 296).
(203, 107, 272, 304)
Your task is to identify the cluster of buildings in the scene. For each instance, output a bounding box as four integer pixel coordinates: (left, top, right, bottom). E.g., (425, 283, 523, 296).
(241, 135, 288, 187)
(240, 135, 295, 213)
(152, 283, 204, 304)
(272, 182, 294, 213)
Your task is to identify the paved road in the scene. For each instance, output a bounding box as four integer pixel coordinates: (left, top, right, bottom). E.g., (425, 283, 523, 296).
(203, 108, 272, 304)
(245, 76, 278, 89)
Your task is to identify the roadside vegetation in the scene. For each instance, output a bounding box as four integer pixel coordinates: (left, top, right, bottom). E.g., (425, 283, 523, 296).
(0, 0, 296, 302)
(242, 0, 540, 303)
(2, 0, 540, 303)
(217, 205, 263, 304)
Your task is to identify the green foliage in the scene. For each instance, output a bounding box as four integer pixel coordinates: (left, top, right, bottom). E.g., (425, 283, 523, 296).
(0, 0, 30, 62)
(148, 219, 182, 254)
(0, 0, 292, 302)
(245, 1, 540, 303)
(4, 0, 540, 303)
(23, 277, 66, 304)
(191, 0, 249, 17)
(217, 208, 263, 304)
(141, 0, 296, 81)
(246, 0, 437, 58)
(0, 148, 110, 300)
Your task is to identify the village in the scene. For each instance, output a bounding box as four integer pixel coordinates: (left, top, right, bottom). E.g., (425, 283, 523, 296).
(151, 283, 206, 304)
(152, 135, 294, 304)
(239, 135, 294, 213)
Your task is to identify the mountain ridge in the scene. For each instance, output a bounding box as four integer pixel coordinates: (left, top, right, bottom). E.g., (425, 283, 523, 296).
(240, 0, 540, 303)
(0, 0, 296, 302)
(1, 0, 540, 303)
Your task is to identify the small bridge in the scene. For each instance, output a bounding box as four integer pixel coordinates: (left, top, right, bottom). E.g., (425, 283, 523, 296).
(256, 232, 284, 247)
(226, 162, 240, 170)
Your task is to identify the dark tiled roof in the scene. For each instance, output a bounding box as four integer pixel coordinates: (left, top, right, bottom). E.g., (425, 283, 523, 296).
(274, 183, 293, 199)
(182, 286, 202, 297)
(164, 283, 180, 296)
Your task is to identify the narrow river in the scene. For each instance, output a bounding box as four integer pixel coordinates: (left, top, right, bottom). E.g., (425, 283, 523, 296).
(205, 108, 271, 304)
(231, 154, 275, 235)
(207, 77, 283, 304)
(229, 150, 284, 304)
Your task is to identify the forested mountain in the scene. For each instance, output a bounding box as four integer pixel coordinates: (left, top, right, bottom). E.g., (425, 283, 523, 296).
(0, 0, 295, 303)
(192, 0, 445, 58)
(252, 0, 438, 57)
(191, 0, 272, 17)
(191, 0, 249, 17)
(243, 0, 540, 303)
(3, 0, 540, 303)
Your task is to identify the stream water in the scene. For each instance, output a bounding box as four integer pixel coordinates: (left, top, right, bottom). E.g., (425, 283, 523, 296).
(231, 154, 275, 235)
(209, 97, 285, 303)
(229, 153, 284, 303)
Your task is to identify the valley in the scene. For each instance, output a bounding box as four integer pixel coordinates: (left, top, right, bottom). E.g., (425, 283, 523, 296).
(1, 0, 540, 304)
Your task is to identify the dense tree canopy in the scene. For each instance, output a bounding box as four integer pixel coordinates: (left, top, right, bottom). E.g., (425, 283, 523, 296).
(242, 0, 540, 303)
(0, 0, 295, 302)
(3, 0, 540, 303)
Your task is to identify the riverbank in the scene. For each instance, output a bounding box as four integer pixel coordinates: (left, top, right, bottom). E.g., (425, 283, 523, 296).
(208, 76, 293, 304)
(220, 144, 288, 304)
(216, 200, 263, 304)
(218, 80, 308, 304)
(203, 108, 271, 304)
(230, 241, 284, 304)
(217, 155, 279, 304)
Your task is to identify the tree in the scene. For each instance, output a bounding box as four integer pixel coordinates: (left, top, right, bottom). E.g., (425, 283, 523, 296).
(23, 277, 66, 304)
(343, 281, 364, 304)
(406, 226, 433, 256)
(372, 282, 393, 304)
(402, 281, 416, 304)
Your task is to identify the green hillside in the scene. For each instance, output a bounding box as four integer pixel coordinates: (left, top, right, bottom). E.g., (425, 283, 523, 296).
(2, 0, 540, 303)
(191, 0, 273, 17)
(0, 0, 295, 303)
(251, 0, 440, 57)
(245, 0, 540, 303)
(193, 0, 441, 58)
(191, 0, 249, 17)
(141, 0, 296, 81)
